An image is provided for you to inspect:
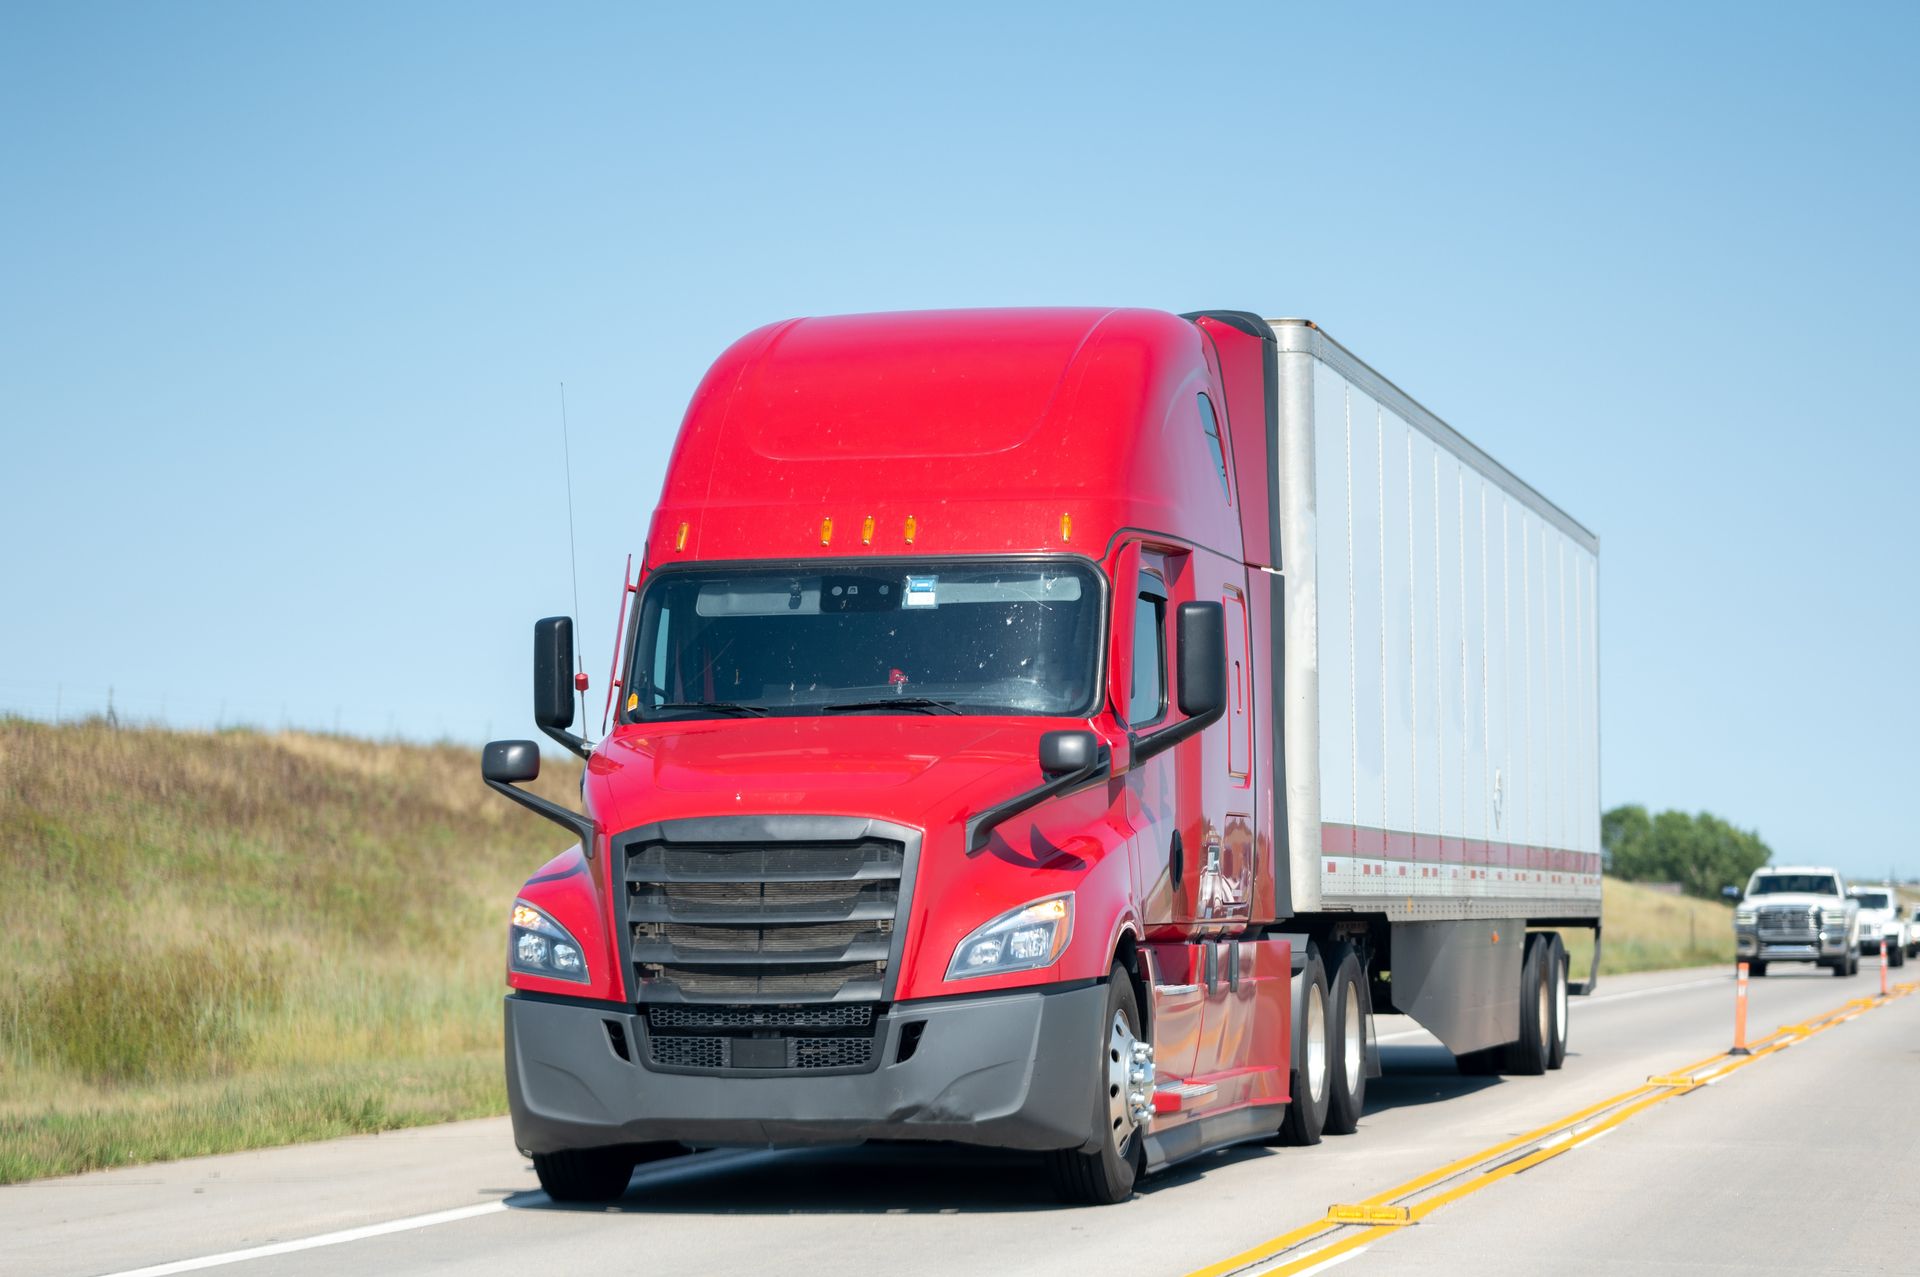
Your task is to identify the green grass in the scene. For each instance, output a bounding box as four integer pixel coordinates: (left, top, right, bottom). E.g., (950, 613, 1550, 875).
(0, 717, 580, 1184)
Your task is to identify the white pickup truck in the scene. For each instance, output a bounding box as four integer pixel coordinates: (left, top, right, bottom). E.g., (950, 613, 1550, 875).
(1733, 866, 1859, 977)
(1848, 886, 1909, 968)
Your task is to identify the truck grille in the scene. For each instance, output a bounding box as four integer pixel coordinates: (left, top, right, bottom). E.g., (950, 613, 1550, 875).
(645, 1032, 876, 1072)
(616, 817, 915, 1005)
(1757, 906, 1819, 943)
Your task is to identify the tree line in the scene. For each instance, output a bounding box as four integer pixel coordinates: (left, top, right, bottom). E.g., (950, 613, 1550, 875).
(1602, 805, 1772, 900)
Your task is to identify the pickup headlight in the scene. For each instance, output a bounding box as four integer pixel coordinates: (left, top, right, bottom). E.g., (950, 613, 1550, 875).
(510, 902, 589, 983)
(1734, 907, 1755, 925)
(946, 893, 1074, 980)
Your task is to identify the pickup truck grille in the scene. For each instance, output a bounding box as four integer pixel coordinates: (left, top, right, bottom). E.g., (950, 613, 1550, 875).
(1757, 905, 1819, 943)
(615, 817, 917, 1005)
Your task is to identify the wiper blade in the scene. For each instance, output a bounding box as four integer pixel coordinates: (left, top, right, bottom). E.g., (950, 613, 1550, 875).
(821, 697, 964, 715)
(649, 701, 770, 717)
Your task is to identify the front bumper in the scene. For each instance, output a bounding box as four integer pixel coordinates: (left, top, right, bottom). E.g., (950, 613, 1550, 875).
(1735, 930, 1851, 962)
(505, 982, 1108, 1156)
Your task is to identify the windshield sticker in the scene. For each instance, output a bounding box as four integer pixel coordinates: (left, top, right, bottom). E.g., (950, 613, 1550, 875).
(903, 575, 938, 608)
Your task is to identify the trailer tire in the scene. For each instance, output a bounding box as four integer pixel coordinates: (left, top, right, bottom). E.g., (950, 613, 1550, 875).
(1276, 947, 1331, 1146)
(1046, 966, 1146, 1205)
(1501, 934, 1551, 1076)
(532, 1147, 636, 1203)
(1323, 947, 1368, 1135)
(1545, 933, 1569, 1071)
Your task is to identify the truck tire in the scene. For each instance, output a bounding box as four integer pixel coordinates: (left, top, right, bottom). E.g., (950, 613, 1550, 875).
(1454, 1045, 1505, 1076)
(1046, 966, 1146, 1205)
(1277, 947, 1331, 1145)
(532, 1147, 636, 1203)
(1832, 954, 1852, 978)
(1545, 933, 1569, 1071)
(1747, 960, 1768, 977)
(1501, 934, 1551, 1076)
(1889, 942, 1905, 968)
(1323, 946, 1368, 1135)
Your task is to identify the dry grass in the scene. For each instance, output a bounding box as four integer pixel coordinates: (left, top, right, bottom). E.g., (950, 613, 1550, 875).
(0, 717, 580, 1183)
(1556, 876, 1734, 978)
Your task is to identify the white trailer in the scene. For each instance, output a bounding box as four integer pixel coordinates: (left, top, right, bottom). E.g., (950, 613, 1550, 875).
(1266, 318, 1601, 1063)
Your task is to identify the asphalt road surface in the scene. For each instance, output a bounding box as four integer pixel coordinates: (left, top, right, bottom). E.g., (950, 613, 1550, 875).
(8, 961, 1917, 1277)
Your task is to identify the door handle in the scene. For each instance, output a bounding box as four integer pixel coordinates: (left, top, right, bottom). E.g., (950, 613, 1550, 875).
(1169, 830, 1184, 890)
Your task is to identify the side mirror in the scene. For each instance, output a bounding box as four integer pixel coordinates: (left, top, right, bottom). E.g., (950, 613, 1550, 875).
(1039, 729, 1099, 778)
(1131, 601, 1228, 765)
(482, 739, 541, 785)
(534, 616, 576, 731)
(1721, 885, 1742, 902)
(479, 738, 593, 851)
(1176, 601, 1226, 718)
(533, 617, 590, 759)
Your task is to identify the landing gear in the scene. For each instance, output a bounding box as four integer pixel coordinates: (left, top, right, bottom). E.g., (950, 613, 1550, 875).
(1047, 966, 1150, 1204)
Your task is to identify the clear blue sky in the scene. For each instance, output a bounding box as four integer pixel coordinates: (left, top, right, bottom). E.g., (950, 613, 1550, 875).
(2, 4, 1915, 878)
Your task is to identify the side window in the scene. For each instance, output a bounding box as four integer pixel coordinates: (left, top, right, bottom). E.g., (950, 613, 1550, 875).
(1129, 579, 1167, 727)
(1198, 393, 1230, 503)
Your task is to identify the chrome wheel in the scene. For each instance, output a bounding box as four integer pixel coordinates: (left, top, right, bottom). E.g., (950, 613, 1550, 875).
(1536, 966, 1551, 1053)
(1554, 957, 1569, 1047)
(1105, 1009, 1152, 1155)
(1340, 985, 1362, 1093)
(1305, 984, 1328, 1104)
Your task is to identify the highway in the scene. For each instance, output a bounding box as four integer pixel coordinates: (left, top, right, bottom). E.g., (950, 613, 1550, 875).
(7, 961, 1915, 1277)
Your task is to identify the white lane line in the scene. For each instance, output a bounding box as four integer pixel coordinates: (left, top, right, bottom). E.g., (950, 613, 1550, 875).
(92, 1200, 509, 1277)
(1375, 973, 1730, 1044)
(1584, 975, 1728, 1005)
(1256, 1244, 1372, 1277)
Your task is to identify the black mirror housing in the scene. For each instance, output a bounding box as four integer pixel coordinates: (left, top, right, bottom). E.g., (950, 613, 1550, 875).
(1039, 729, 1099, 778)
(482, 739, 541, 785)
(534, 616, 576, 731)
(1176, 601, 1226, 719)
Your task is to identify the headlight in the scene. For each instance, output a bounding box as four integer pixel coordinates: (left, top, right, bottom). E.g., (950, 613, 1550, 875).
(510, 901, 588, 983)
(946, 893, 1074, 981)
(1734, 908, 1755, 924)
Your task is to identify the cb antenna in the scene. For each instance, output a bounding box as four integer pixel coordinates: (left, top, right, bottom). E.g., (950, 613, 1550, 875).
(559, 382, 588, 734)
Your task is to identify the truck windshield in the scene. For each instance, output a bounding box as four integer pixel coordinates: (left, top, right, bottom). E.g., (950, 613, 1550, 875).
(628, 559, 1103, 719)
(1750, 874, 1840, 896)
(1852, 890, 1891, 910)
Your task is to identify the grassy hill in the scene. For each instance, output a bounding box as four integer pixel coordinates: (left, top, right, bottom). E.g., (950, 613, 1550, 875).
(0, 717, 582, 1183)
(0, 718, 1735, 1183)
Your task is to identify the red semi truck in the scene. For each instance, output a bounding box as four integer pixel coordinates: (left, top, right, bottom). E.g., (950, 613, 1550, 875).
(484, 308, 1602, 1205)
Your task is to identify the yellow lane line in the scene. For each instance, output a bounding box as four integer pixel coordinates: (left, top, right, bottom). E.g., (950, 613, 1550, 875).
(1184, 982, 1916, 1277)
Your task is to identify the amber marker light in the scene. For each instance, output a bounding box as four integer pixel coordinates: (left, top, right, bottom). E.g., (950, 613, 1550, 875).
(1059, 512, 1072, 542)
(819, 516, 834, 545)
(903, 514, 917, 544)
(861, 515, 875, 545)
(674, 521, 689, 552)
